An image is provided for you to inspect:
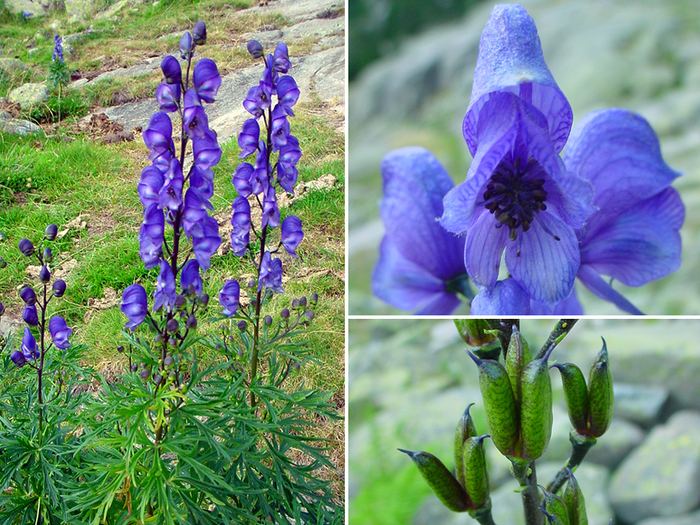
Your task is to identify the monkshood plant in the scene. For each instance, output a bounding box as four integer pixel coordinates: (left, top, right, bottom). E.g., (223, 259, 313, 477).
(48, 34, 70, 122)
(68, 23, 340, 524)
(0, 225, 92, 524)
(373, 3, 684, 315)
(401, 319, 612, 525)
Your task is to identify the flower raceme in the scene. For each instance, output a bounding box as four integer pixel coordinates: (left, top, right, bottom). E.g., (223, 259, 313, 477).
(374, 3, 683, 315)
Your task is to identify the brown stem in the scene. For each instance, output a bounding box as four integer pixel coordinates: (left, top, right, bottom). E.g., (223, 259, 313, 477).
(512, 461, 543, 525)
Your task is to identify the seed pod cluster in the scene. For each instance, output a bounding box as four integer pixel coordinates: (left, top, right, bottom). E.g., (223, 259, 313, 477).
(552, 339, 613, 438)
(470, 326, 554, 462)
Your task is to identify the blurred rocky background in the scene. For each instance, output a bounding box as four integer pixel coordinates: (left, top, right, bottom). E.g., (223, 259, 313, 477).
(348, 0, 700, 314)
(349, 319, 700, 524)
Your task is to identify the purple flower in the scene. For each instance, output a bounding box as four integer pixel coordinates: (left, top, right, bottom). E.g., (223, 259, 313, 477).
(121, 284, 148, 329)
(22, 304, 38, 326)
(138, 166, 165, 207)
(10, 351, 26, 367)
(272, 42, 291, 73)
(230, 196, 251, 256)
(139, 204, 164, 268)
(45, 224, 58, 240)
(190, 166, 215, 200)
(180, 260, 203, 296)
(373, 148, 466, 314)
(160, 55, 181, 85)
(193, 58, 221, 103)
(193, 130, 222, 169)
(563, 109, 683, 314)
(156, 82, 180, 112)
(270, 106, 290, 150)
(53, 279, 66, 297)
(243, 83, 271, 118)
(262, 187, 280, 228)
(232, 162, 254, 197)
(182, 188, 212, 238)
(258, 251, 283, 293)
(21, 327, 39, 360)
(143, 112, 175, 160)
(180, 31, 193, 59)
(19, 285, 36, 305)
(253, 141, 270, 194)
(52, 34, 64, 63)
(49, 316, 72, 349)
(193, 21, 207, 45)
(238, 118, 260, 158)
(439, 5, 593, 304)
(281, 215, 303, 256)
(154, 261, 176, 312)
(19, 238, 35, 256)
(276, 76, 299, 116)
(219, 279, 240, 317)
(471, 279, 532, 315)
(247, 39, 264, 59)
(190, 216, 221, 269)
(183, 88, 210, 139)
(277, 136, 301, 192)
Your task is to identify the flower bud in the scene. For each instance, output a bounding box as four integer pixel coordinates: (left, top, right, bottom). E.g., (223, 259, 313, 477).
(19, 238, 34, 256)
(164, 355, 174, 367)
(199, 293, 210, 307)
(166, 318, 179, 333)
(39, 265, 51, 283)
(43, 247, 53, 263)
(299, 296, 307, 307)
(192, 21, 206, 45)
(291, 299, 299, 308)
(246, 39, 263, 59)
(310, 292, 318, 304)
(22, 304, 38, 326)
(52, 279, 66, 297)
(304, 310, 314, 321)
(117, 345, 124, 353)
(186, 314, 197, 329)
(0, 256, 7, 268)
(45, 224, 58, 240)
(247, 279, 255, 289)
(281, 308, 290, 319)
(0, 302, 5, 316)
(10, 351, 26, 367)
(399, 449, 469, 512)
(154, 373, 163, 386)
(130, 363, 138, 372)
(140, 368, 150, 380)
(19, 285, 36, 305)
(264, 315, 272, 326)
(237, 320, 247, 332)
(175, 294, 186, 310)
(180, 31, 193, 59)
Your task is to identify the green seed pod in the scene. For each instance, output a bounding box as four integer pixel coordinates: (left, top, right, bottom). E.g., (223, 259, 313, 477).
(552, 363, 589, 434)
(454, 320, 496, 347)
(587, 339, 613, 437)
(454, 403, 477, 487)
(542, 489, 571, 525)
(468, 352, 518, 456)
(462, 434, 490, 510)
(519, 348, 554, 460)
(399, 449, 470, 512)
(505, 325, 533, 402)
(563, 472, 588, 525)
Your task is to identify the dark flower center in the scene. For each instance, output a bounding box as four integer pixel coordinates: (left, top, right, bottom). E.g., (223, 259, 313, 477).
(483, 157, 548, 240)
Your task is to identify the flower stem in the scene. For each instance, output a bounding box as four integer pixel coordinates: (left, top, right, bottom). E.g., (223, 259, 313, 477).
(546, 432, 597, 493)
(37, 281, 48, 433)
(471, 505, 498, 525)
(512, 460, 543, 525)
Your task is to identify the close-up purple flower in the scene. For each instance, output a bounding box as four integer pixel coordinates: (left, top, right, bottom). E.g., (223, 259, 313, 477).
(19, 238, 35, 256)
(19, 285, 36, 305)
(53, 279, 66, 297)
(179, 31, 193, 59)
(193, 58, 221, 103)
(160, 55, 181, 85)
(45, 224, 58, 240)
(138, 166, 165, 207)
(156, 82, 181, 112)
(238, 118, 260, 158)
(143, 112, 175, 159)
(230, 196, 251, 256)
(246, 39, 263, 59)
(121, 283, 148, 329)
(22, 304, 39, 326)
(275, 75, 299, 116)
(272, 42, 291, 73)
(192, 20, 207, 45)
(232, 162, 254, 197)
(180, 259, 203, 296)
(373, 147, 467, 314)
(219, 279, 240, 317)
(139, 204, 165, 268)
(21, 327, 38, 360)
(183, 88, 210, 139)
(271, 106, 290, 150)
(262, 187, 280, 228)
(49, 316, 72, 350)
(190, 215, 221, 269)
(259, 251, 283, 293)
(243, 83, 272, 118)
(193, 129, 222, 169)
(153, 261, 176, 312)
(10, 350, 26, 367)
(281, 216, 303, 256)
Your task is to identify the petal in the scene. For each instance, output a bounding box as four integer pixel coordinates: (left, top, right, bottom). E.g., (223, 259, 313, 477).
(372, 238, 461, 315)
(465, 4, 572, 154)
(581, 188, 683, 286)
(530, 287, 584, 315)
(578, 265, 642, 315)
(563, 108, 681, 216)
(505, 211, 579, 303)
(464, 210, 507, 289)
(380, 147, 464, 280)
(470, 278, 531, 315)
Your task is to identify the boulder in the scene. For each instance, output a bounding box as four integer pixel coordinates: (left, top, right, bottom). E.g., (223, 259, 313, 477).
(609, 411, 700, 523)
(0, 117, 42, 135)
(8, 82, 48, 109)
(638, 510, 700, 525)
(3, 0, 53, 16)
(586, 417, 644, 468)
(614, 383, 670, 427)
(0, 58, 30, 77)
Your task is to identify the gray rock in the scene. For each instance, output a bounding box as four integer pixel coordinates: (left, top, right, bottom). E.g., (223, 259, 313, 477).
(586, 417, 644, 468)
(3, 0, 53, 16)
(609, 410, 700, 523)
(8, 82, 48, 109)
(614, 383, 670, 426)
(0, 58, 30, 76)
(638, 509, 700, 525)
(89, 57, 161, 83)
(0, 117, 42, 135)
